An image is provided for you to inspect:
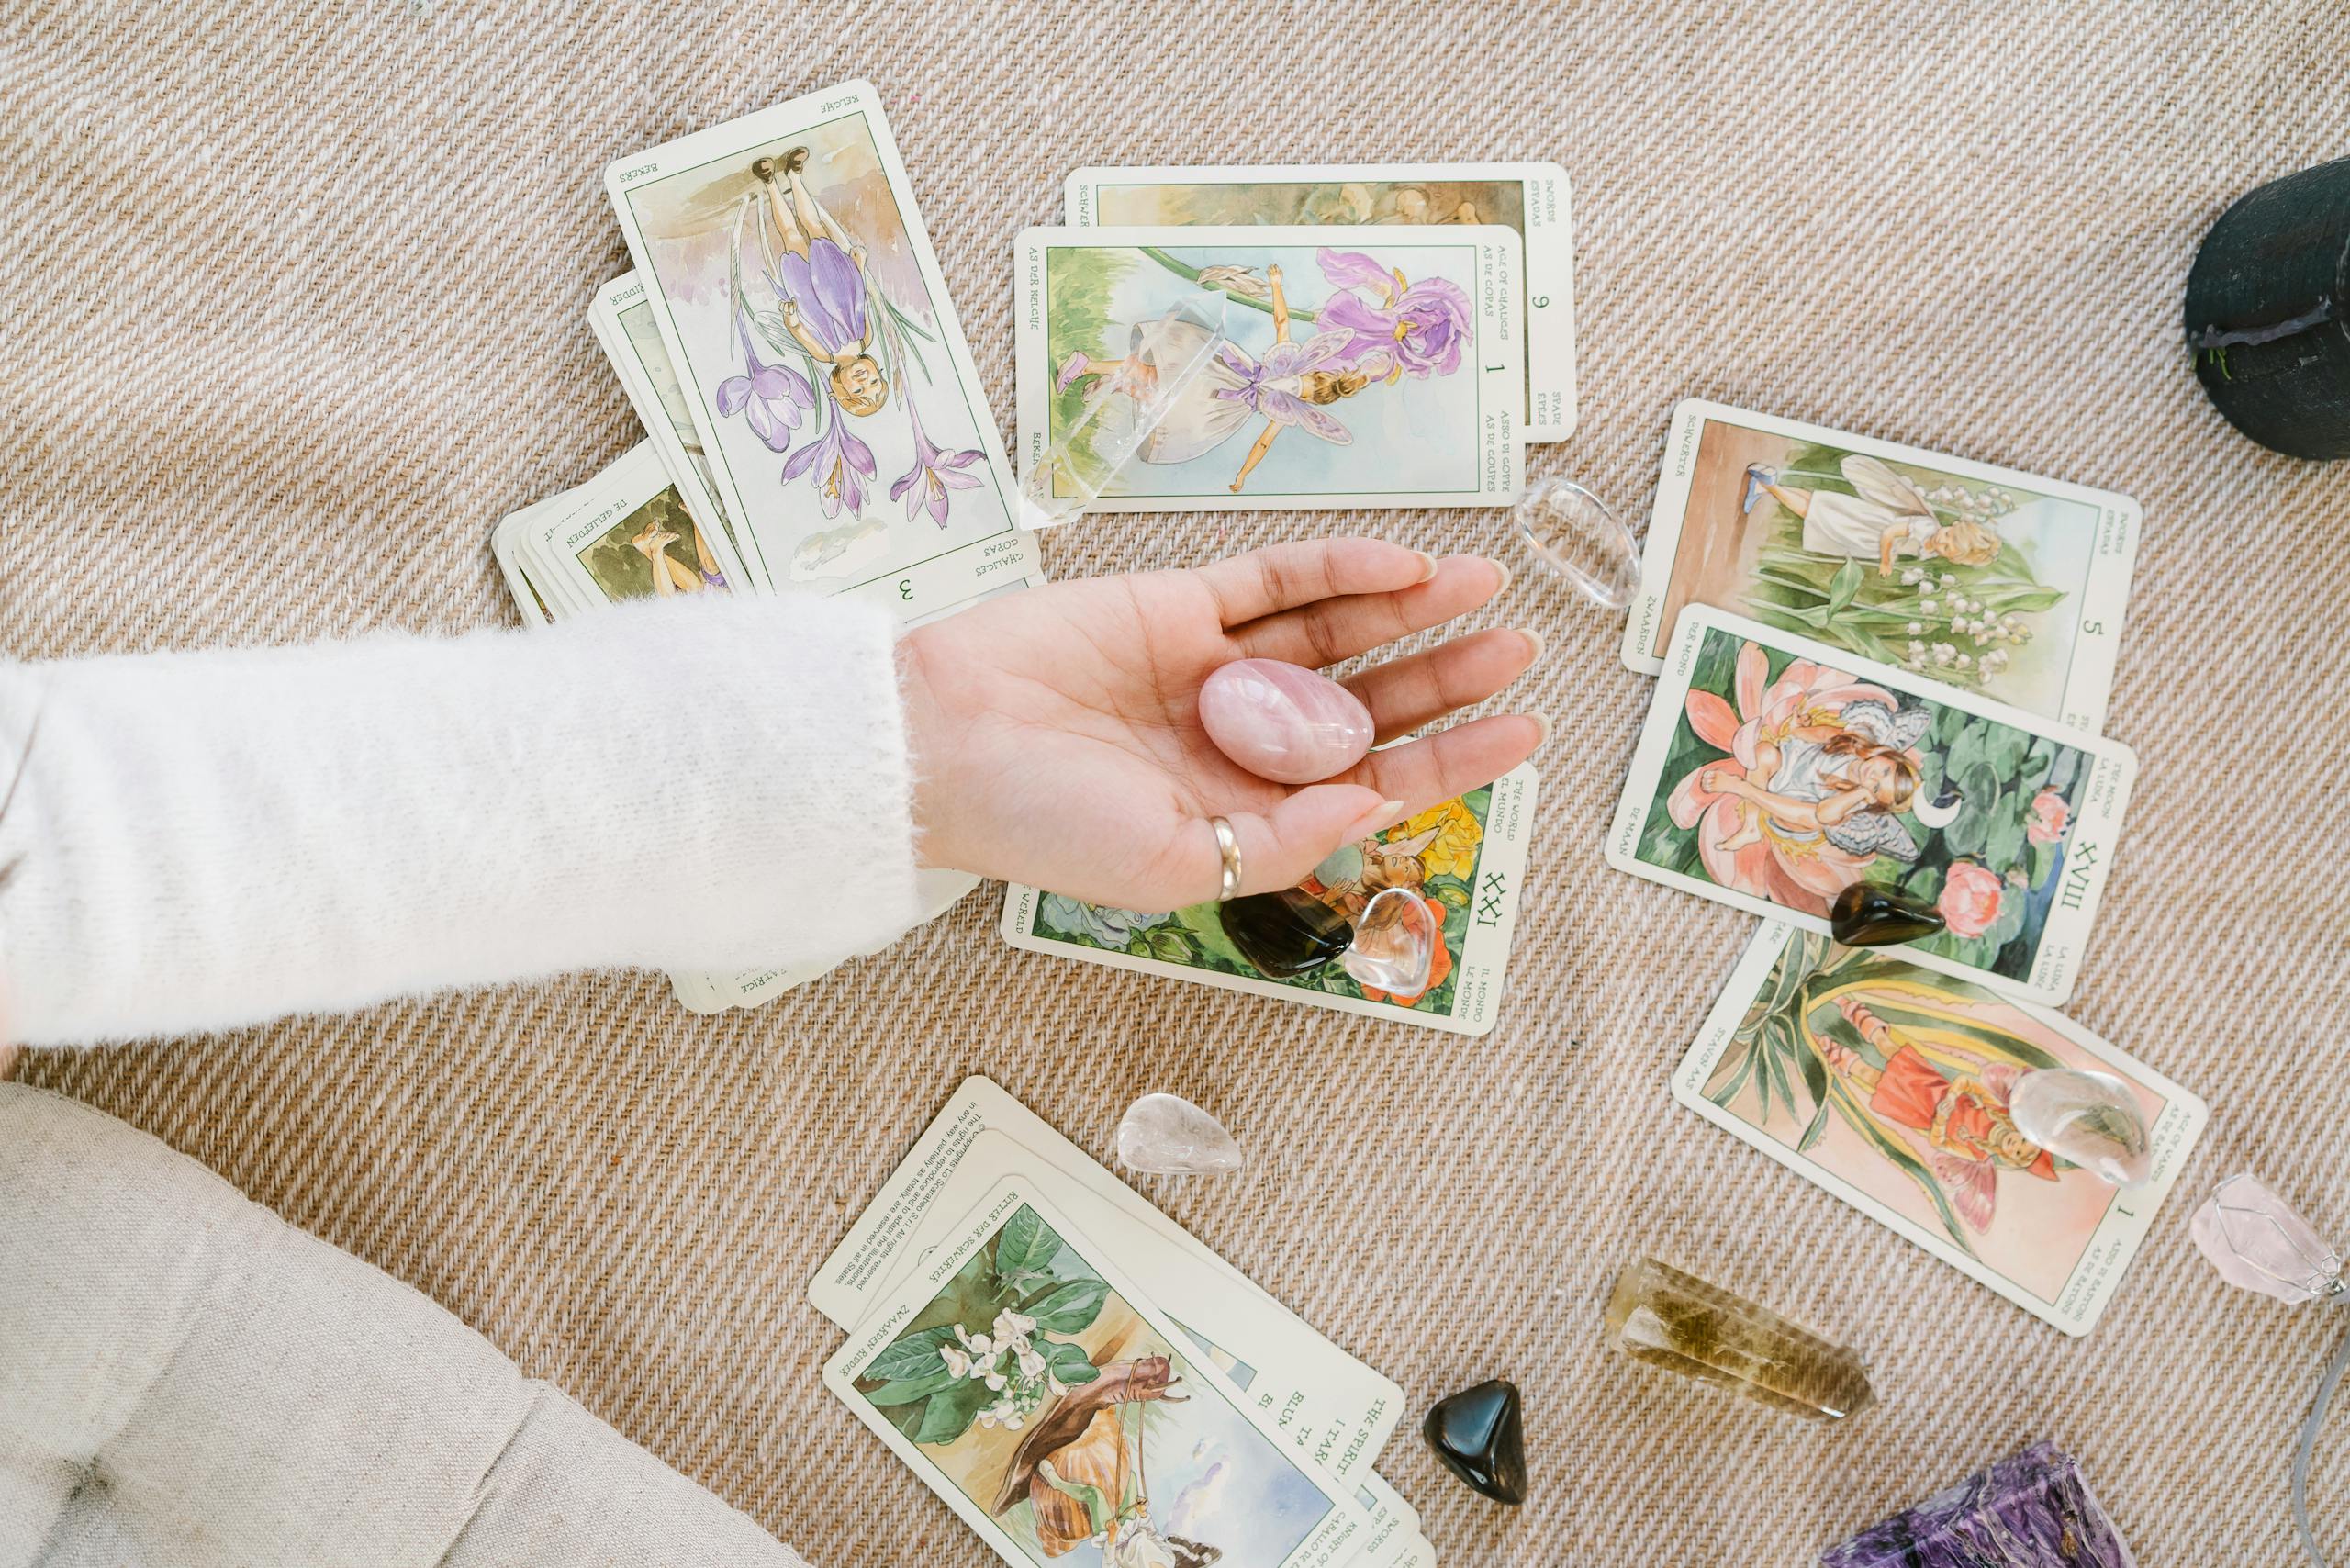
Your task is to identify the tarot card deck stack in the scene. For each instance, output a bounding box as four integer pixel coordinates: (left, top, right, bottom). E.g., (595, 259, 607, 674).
(816, 1077, 1438, 1568)
(490, 79, 1572, 1021)
(1604, 400, 2209, 1337)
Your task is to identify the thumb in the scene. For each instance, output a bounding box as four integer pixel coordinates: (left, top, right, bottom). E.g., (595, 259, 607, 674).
(1225, 784, 1403, 898)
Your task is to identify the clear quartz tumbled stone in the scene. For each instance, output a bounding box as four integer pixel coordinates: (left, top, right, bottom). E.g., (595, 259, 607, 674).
(1339, 887, 1438, 995)
(1514, 476, 1640, 610)
(2190, 1173, 2345, 1305)
(2009, 1068, 2154, 1188)
(1114, 1092, 1245, 1177)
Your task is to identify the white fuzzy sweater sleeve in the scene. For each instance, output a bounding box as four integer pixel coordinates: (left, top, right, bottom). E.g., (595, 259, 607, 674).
(0, 594, 925, 1046)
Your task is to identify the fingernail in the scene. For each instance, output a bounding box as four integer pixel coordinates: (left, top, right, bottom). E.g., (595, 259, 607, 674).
(1528, 712, 1553, 745)
(1516, 627, 1545, 665)
(1415, 551, 1440, 582)
(1346, 798, 1407, 839)
(1491, 557, 1514, 594)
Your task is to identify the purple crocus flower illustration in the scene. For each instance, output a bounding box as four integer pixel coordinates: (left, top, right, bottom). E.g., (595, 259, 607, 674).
(716, 319, 814, 453)
(782, 391, 877, 518)
(1313, 248, 1472, 381)
(889, 398, 985, 528)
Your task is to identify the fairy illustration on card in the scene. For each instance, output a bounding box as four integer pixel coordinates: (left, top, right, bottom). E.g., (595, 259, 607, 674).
(1027, 226, 1519, 509)
(1640, 626, 2098, 983)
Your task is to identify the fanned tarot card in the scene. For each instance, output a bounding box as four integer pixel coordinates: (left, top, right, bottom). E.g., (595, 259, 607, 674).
(1015, 225, 1524, 512)
(1607, 607, 2134, 1007)
(605, 79, 1042, 617)
(1675, 923, 2207, 1335)
(1623, 400, 2139, 732)
(1067, 161, 1575, 439)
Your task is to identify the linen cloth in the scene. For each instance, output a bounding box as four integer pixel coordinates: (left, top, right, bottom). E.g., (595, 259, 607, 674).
(0, 1082, 809, 1567)
(6, 3, 2345, 1562)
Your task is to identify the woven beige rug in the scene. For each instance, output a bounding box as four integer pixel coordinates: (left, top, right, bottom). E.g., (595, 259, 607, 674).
(8, 4, 2346, 1562)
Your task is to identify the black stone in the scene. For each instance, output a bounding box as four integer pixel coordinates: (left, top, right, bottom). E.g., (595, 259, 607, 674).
(2184, 155, 2350, 461)
(1422, 1378, 1527, 1506)
(1218, 890, 1350, 978)
(1830, 882, 1945, 947)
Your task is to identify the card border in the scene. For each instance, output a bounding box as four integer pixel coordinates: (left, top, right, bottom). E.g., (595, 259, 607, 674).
(1606, 605, 2134, 1007)
(1063, 160, 1576, 440)
(1671, 920, 2208, 1336)
(1622, 398, 2142, 734)
(823, 1176, 1366, 1568)
(1000, 765, 1538, 1036)
(1013, 223, 1524, 513)
(603, 78, 1046, 621)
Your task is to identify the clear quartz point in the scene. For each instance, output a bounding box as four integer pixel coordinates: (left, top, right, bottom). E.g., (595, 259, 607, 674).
(1020, 295, 1232, 528)
(1514, 476, 1639, 610)
(1114, 1092, 1245, 1177)
(2009, 1068, 2154, 1187)
(2190, 1173, 2345, 1305)
(1339, 887, 1438, 994)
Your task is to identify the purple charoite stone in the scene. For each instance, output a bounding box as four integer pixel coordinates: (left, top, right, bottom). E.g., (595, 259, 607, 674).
(1819, 1442, 2133, 1568)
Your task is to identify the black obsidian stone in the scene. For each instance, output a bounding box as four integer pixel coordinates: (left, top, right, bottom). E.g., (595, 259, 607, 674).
(1830, 883, 1945, 947)
(2184, 155, 2350, 460)
(1422, 1378, 1527, 1506)
(1218, 890, 1350, 978)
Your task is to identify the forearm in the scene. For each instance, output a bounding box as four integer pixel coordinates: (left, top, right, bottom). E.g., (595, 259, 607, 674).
(0, 594, 923, 1045)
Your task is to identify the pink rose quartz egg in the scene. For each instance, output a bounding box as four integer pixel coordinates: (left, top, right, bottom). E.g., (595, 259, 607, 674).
(1197, 658, 1375, 784)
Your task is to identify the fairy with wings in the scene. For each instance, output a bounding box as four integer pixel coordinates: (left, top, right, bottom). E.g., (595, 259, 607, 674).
(1056, 263, 1382, 494)
(1744, 454, 2001, 575)
(1818, 994, 2055, 1234)
(1704, 699, 1963, 861)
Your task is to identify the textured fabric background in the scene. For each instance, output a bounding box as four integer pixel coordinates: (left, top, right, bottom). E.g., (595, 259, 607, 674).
(6, 4, 2346, 1563)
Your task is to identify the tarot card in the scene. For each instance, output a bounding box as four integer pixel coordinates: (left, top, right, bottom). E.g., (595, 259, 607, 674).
(588, 270, 759, 590)
(825, 1179, 1370, 1568)
(811, 1079, 1406, 1487)
(1001, 767, 1539, 1036)
(669, 868, 983, 1015)
(1674, 922, 2207, 1335)
(489, 496, 558, 626)
(1014, 225, 1525, 512)
(1066, 161, 1576, 440)
(1623, 400, 2140, 733)
(524, 442, 739, 610)
(1607, 607, 2135, 1007)
(605, 80, 1045, 619)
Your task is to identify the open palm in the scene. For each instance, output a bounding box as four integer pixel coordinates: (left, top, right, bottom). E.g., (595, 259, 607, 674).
(902, 538, 1544, 910)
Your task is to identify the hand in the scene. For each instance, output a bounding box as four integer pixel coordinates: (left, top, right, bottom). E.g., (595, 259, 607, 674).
(1266, 263, 1283, 284)
(901, 538, 1545, 910)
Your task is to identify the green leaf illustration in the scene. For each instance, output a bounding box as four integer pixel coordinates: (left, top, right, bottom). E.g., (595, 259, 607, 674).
(912, 1376, 994, 1446)
(994, 1206, 1060, 1281)
(867, 1326, 959, 1383)
(1024, 1278, 1112, 1335)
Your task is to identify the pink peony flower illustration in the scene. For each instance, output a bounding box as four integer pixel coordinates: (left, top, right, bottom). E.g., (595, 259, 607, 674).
(1664, 641, 1900, 917)
(1938, 860, 2004, 938)
(2026, 788, 2070, 845)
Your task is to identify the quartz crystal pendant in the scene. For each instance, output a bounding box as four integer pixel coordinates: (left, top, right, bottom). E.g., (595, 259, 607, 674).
(2190, 1173, 2345, 1305)
(1338, 887, 1438, 995)
(1114, 1092, 1245, 1177)
(1422, 1379, 1527, 1505)
(1514, 476, 1639, 610)
(1818, 1441, 2135, 1568)
(1197, 658, 1376, 785)
(1830, 882, 1946, 946)
(1604, 1258, 1874, 1421)
(2009, 1069, 2153, 1187)
(1219, 890, 1353, 977)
